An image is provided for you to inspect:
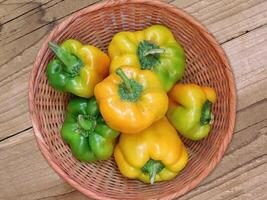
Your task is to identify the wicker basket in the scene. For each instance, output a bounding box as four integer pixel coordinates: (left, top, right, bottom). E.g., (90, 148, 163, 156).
(29, 0, 236, 199)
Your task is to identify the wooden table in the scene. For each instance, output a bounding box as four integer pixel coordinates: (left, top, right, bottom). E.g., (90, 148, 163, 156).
(0, 0, 266, 199)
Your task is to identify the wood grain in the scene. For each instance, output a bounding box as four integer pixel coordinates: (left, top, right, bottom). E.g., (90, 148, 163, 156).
(1, 0, 267, 140)
(0, 0, 51, 24)
(0, 129, 77, 200)
(222, 25, 267, 111)
(171, 0, 267, 43)
(0, 0, 267, 199)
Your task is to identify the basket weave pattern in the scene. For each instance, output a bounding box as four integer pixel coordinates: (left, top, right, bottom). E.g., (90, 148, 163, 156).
(29, 0, 236, 199)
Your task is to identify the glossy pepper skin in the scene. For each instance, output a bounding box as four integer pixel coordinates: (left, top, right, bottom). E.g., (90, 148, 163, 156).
(61, 97, 119, 162)
(108, 25, 185, 92)
(46, 39, 110, 98)
(94, 66, 168, 134)
(114, 117, 188, 184)
(167, 84, 217, 141)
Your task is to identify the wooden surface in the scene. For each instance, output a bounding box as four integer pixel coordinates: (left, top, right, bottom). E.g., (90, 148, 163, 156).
(0, 0, 266, 199)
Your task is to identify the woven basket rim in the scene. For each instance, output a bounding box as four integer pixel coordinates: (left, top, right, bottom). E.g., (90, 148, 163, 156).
(28, 0, 237, 199)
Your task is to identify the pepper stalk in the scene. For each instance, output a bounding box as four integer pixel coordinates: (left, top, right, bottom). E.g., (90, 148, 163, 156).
(200, 100, 214, 125)
(48, 41, 83, 76)
(115, 68, 143, 102)
(141, 159, 165, 184)
(137, 40, 165, 70)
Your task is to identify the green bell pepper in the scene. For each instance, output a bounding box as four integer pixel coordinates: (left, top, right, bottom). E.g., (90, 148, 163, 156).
(61, 97, 119, 162)
(46, 39, 110, 98)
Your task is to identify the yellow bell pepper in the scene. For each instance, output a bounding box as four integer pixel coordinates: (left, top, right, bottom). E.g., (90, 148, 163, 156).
(167, 84, 217, 140)
(114, 117, 188, 184)
(108, 25, 186, 92)
(94, 66, 168, 134)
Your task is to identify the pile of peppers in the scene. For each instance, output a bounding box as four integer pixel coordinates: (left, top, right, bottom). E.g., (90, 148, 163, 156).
(46, 25, 217, 184)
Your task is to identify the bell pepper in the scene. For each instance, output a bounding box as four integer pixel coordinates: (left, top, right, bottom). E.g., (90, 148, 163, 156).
(114, 117, 188, 184)
(167, 84, 217, 141)
(46, 39, 110, 98)
(108, 25, 186, 92)
(61, 97, 119, 162)
(94, 66, 168, 134)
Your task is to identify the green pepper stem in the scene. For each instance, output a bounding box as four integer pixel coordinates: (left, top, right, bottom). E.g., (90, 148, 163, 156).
(77, 115, 95, 131)
(137, 40, 165, 70)
(200, 100, 213, 125)
(144, 48, 165, 56)
(48, 41, 82, 75)
(116, 68, 133, 93)
(141, 159, 165, 184)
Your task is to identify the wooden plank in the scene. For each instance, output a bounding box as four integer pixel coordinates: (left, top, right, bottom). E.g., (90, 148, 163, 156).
(171, 0, 267, 43)
(222, 25, 267, 111)
(181, 163, 267, 200)
(0, 100, 265, 200)
(0, 0, 51, 24)
(1, 17, 266, 140)
(0, 45, 41, 140)
(0, 129, 82, 200)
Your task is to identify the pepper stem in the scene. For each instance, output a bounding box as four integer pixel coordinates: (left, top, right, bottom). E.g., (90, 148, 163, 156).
(77, 115, 95, 131)
(144, 48, 165, 56)
(116, 68, 133, 93)
(137, 40, 165, 70)
(116, 68, 143, 102)
(141, 159, 164, 184)
(48, 41, 82, 76)
(200, 100, 213, 125)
